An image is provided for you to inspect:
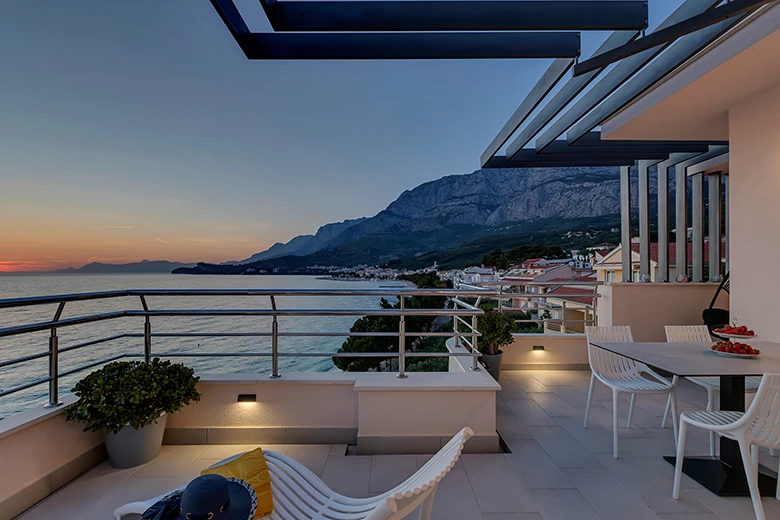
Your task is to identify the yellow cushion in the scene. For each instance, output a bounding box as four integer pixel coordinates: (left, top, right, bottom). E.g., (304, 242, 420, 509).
(202, 448, 273, 519)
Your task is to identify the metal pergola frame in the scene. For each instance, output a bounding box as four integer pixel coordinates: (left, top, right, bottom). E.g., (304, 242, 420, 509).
(209, 0, 652, 60)
(480, 0, 768, 283)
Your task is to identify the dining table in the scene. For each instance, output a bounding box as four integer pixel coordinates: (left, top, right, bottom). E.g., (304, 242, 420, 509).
(591, 340, 780, 497)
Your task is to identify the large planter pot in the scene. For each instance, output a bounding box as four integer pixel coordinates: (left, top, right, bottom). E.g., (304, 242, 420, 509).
(480, 351, 504, 381)
(104, 414, 167, 469)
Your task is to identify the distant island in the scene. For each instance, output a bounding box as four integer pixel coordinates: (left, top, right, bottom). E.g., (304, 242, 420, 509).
(53, 260, 195, 274)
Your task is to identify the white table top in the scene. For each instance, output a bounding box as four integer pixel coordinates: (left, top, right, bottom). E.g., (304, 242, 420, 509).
(591, 341, 780, 377)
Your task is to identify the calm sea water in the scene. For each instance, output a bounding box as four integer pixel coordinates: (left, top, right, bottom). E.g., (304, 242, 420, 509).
(0, 274, 405, 418)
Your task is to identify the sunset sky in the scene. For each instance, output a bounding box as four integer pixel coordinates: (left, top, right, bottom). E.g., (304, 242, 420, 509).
(0, 0, 681, 272)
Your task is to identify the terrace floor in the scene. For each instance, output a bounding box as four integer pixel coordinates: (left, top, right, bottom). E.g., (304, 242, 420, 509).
(18, 370, 780, 520)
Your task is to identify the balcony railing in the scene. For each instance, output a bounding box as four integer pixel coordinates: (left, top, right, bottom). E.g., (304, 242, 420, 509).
(455, 280, 601, 333)
(0, 288, 493, 415)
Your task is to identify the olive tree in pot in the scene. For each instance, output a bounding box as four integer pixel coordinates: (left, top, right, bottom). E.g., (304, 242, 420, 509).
(476, 309, 516, 380)
(66, 358, 201, 469)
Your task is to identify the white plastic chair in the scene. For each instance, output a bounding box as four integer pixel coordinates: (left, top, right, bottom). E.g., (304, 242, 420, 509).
(115, 427, 473, 520)
(584, 326, 678, 459)
(673, 374, 780, 520)
(663, 325, 762, 456)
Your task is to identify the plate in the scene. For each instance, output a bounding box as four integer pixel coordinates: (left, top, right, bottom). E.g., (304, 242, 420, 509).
(714, 332, 758, 340)
(708, 349, 760, 359)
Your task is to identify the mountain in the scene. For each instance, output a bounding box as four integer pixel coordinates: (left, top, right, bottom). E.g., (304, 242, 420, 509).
(180, 165, 664, 274)
(236, 217, 369, 263)
(55, 260, 195, 274)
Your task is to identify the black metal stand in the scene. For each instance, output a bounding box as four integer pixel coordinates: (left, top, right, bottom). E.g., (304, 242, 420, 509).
(664, 376, 779, 496)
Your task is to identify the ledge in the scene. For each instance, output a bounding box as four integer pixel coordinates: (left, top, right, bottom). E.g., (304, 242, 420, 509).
(354, 372, 500, 392)
(197, 372, 359, 385)
(0, 395, 76, 442)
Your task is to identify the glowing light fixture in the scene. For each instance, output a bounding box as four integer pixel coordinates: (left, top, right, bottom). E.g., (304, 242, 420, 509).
(532, 345, 545, 351)
(237, 394, 257, 403)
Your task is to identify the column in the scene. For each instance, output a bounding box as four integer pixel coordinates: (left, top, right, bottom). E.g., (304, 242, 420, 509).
(620, 165, 632, 282)
(691, 173, 704, 282)
(638, 160, 651, 280)
(708, 172, 722, 281)
(657, 159, 670, 282)
(675, 163, 688, 281)
(723, 174, 729, 274)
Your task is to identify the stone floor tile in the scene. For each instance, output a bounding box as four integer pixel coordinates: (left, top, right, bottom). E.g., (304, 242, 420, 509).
(131, 445, 208, 478)
(416, 453, 464, 471)
(81, 476, 180, 519)
(321, 455, 372, 498)
(199, 444, 253, 459)
(503, 399, 558, 427)
(594, 452, 712, 515)
(461, 454, 537, 514)
(504, 372, 551, 393)
(503, 440, 574, 490)
(369, 454, 418, 494)
(428, 469, 483, 520)
(17, 496, 95, 520)
(286, 445, 332, 477)
(497, 399, 534, 440)
(527, 489, 602, 520)
(527, 392, 581, 419)
(497, 375, 531, 401)
(47, 461, 140, 499)
(564, 467, 662, 520)
(526, 370, 592, 386)
(527, 427, 603, 468)
(482, 514, 543, 520)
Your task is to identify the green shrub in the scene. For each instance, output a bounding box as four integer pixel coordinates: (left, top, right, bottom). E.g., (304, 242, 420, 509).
(475, 309, 516, 356)
(66, 358, 201, 434)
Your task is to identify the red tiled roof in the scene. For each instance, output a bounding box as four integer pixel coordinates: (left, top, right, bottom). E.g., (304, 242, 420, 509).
(545, 286, 597, 305)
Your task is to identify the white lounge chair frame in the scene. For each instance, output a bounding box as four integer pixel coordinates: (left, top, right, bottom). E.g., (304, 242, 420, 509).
(663, 325, 762, 456)
(673, 374, 780, 520)
(115, 427, 473, 520)
(584, 326, 678, 459)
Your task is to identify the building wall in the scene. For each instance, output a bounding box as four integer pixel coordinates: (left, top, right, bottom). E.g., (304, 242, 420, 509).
(597, 283, 729, 341)
(729, 82, 780, 342)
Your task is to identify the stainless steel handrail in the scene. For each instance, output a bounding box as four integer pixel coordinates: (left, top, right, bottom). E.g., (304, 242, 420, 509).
(0, 288, 493, 410)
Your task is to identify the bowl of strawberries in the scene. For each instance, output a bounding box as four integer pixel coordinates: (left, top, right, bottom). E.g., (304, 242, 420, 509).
(714, 324, 756, 339)
(710, 340, 760, 358)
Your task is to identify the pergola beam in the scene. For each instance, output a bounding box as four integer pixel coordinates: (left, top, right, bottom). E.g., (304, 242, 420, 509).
(246, 32, 581, 60)
(572, 0, 773, 76)
(273, 1, 650, 32)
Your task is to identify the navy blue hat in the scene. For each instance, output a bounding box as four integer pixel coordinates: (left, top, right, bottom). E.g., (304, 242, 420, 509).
(144, 474, 256, 520)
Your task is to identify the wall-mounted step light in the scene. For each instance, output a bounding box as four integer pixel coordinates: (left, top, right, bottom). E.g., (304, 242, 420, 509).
(237, 394, 257, 402)
(532, 345, 545, 351)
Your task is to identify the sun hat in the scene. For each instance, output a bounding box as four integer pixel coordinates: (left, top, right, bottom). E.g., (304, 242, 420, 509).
(143, 474, 257, 520)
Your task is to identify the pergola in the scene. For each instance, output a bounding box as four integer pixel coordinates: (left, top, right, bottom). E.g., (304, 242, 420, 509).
(479, 0, 769, 283)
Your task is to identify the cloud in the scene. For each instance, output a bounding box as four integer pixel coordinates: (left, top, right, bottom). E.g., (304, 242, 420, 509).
(155, 238, 170, 244)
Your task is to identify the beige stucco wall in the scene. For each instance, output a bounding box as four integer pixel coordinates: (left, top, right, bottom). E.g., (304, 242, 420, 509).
(166, 374, 359, 429)
(729, 81, 780, 343)
(503, 334, 589, 368)
(0, 398, 103, 518)
(597, 283, 729, 341)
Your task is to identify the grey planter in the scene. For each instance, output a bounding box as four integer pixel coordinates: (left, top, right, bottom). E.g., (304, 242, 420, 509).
(480, 351, 504, 381)
(104, 413, 167, 469)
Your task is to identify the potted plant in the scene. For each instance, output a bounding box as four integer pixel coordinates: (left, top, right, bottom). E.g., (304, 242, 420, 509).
(476, 309, 516, 380)
(66, 358, 201, 469)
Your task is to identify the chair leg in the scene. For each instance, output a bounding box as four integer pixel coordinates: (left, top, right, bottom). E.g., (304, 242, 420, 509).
(627, 394, 637, 429)
(670, 391, 679, 449)
(613, 389, 620, 459)
(777, 454, 780, 501)
(672, 419, 688, 499)
(706, 387, 717, 457)
(583, 372, 596, 429)
(738, 439, 766, 520)
(661, 376, 678, 428)
(417, 487, 438, 520)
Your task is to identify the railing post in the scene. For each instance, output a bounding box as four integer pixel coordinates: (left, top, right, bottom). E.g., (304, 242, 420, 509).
(144, 317, 152, 363)
(498, 286, 503, 312)
(453, 314, 459, 347)
(270, 295, 281, 378)
(561, 301, 567, 333)
(140, 295, 151, 363)
(45, 302, 65, 408)
(470, 314, 480, 371)
(397, 296, 407, 378)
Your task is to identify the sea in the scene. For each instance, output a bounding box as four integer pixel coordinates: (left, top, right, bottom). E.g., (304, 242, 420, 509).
(0, 274, 406, 418)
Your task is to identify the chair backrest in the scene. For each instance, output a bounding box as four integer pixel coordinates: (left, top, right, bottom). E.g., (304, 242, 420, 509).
(385, 427, 473, 517)
(585, 326, 637, 377)
(665, 325, 712, 343)
(744, 374, 780, 449)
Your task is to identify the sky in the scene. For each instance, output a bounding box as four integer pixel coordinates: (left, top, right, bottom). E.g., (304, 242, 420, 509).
(0, 0, 683, 272)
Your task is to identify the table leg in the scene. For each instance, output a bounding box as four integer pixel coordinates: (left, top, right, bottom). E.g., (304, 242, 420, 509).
(664, 375, 778, 496)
